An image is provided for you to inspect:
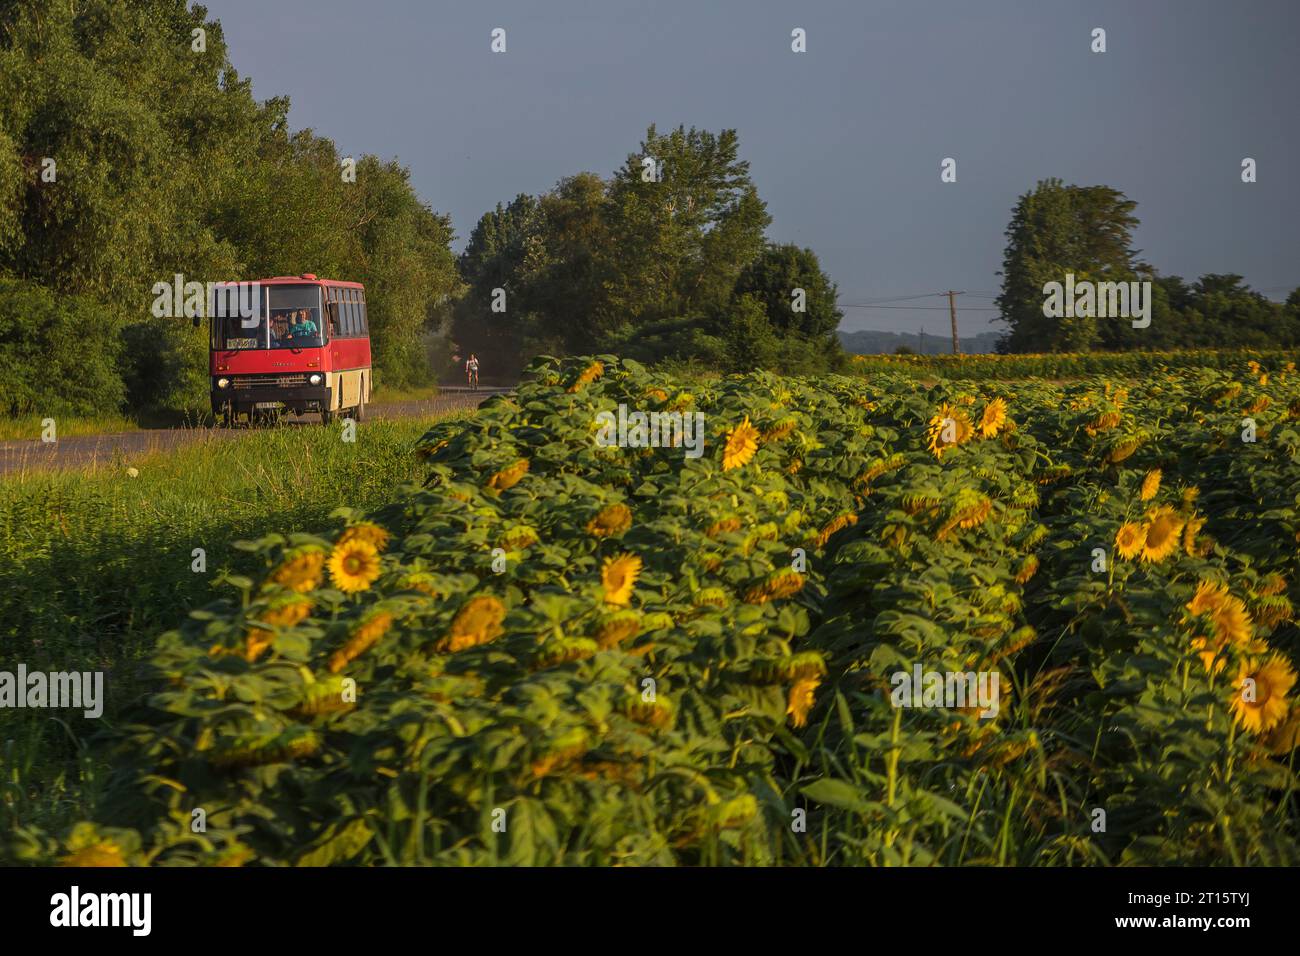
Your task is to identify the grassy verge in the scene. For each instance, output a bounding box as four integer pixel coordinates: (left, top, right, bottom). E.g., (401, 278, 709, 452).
(0, 412, 464, 836)
(370, 384, 440, 404)
(0, 413, 142, 442)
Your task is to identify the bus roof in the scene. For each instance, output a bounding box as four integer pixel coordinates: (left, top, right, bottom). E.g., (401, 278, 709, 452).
(212, 276, 364, 289)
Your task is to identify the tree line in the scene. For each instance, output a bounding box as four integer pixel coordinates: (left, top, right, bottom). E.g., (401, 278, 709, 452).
(449, 124, 844, 379)
(0, 0, 845, 420)
(0, 0, 460, 418)
(2, 1, 1292, 423)
(996, 178, 1300, 353)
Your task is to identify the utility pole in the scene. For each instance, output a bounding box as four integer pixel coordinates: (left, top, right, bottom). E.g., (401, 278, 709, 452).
(946, 291, 965, 354)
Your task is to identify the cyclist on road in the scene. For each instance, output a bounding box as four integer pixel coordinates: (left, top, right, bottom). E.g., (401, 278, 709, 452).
(466, 354, 480, 390)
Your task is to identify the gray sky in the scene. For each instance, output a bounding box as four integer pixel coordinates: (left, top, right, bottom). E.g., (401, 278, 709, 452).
(209, 0, 1300, 334)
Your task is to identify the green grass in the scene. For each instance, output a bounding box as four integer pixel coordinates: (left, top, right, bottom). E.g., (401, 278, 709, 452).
(0, 413, 142, 442)
(0, 412, 464, 837)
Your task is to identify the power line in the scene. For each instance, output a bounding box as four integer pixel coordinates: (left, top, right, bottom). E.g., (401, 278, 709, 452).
(841, 292, 949, 304)
(839, 304, 1002, 311)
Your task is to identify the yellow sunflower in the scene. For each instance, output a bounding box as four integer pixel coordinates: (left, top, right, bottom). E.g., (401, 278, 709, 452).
(744, 569, 805, 604)
(1086, 410, 1122, 435)
(813, 513, 858, 548)
(259, 593, 313, 629)
(60, 842, 127, 867)
(786, 676, 821, 728)
(1262, 711, 1300, 755)
(761, 416, 799, 442)
(1140, 507, 1184, 562)
(1115, 522, 1146, 559)
(244, 594, 314, 662)
(328, 611, 395, 673)
(601, 553, 643, 605)
(1182, 514, 1207, 557)
(438, 595, 507, 652)
(926, 403, 974, 459)
(722, 416, 760, 471)
(337, 521, 390, 552)
(487, 458, 530, 491)
(587, 502, 632, 538)
(328, 539, 382, 593)
(1230, 654, 1297, 734)
(566, 360, 604, 393)
(1139, 468, 1162, 501)
(1187, 579, 1254, 646)
(1106, 435, 1143, 464)
(593, 610, 642, 649)
(705, 516, 743, 538)
(268, 548, 326, 593)
(978, 398, 1008, 438)
(938, 492, 992, 540)
(500, 525, 540, 550)
(398, 572, 440, 597)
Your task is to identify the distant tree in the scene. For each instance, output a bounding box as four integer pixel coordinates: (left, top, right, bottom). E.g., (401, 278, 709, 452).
(453, 126, 850, 375)
(996, 179, 1144, 352)
(450, 194, 544, 373)
(529, 172, 610, 352)
(732, 243, 842, 341)
(601, 125, 770, 331)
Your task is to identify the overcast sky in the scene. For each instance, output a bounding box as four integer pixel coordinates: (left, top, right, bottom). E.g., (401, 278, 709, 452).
(207, 0, 1300, 334)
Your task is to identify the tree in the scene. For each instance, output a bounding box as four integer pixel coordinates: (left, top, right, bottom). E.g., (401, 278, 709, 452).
(451, 193, 544, 373)
(450, 126, 851, 375)
(996, 179, 1143, 352)
(600, 125, 771, 332)
(733, 243, 842, 341)
(0, 278, 125, 416)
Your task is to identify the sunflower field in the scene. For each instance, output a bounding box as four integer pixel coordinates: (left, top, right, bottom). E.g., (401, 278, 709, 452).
(9, 354, 1300, 866)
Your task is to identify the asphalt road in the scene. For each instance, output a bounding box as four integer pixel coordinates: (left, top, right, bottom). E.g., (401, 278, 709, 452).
(0, 386, 511, 478)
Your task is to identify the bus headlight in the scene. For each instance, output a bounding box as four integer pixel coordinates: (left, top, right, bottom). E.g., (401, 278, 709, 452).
(309, 373, 323, 386)
(216, 377, 230, 389)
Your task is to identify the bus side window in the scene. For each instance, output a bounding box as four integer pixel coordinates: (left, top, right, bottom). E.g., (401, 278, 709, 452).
(346, 291, 358, 336)
(325, 291, 339, 339)
(359, 296, 368, 336)
(341, 292, 352, 337)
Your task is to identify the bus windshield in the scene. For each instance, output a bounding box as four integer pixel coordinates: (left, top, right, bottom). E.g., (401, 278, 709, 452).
(212, 284, 324, 350)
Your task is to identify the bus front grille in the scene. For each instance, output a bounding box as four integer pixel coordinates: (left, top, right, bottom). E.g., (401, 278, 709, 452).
(231, 374, 309, 389)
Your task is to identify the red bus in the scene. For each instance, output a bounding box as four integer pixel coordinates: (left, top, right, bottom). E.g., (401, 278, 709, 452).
(209, 274, 372, 425)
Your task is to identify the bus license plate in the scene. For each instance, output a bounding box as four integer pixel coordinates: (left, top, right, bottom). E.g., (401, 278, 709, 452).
(255, 402, 280, 409)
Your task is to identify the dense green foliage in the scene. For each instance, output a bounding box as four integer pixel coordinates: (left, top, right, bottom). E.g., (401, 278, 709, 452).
(996, 179, 1300, 352)
(451, 126, 844, 377)
(10, 354, 1299, 866)
(0, 277, 125, 415)
(0, 0, 460, 418)
(0, 415, 457, 836)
